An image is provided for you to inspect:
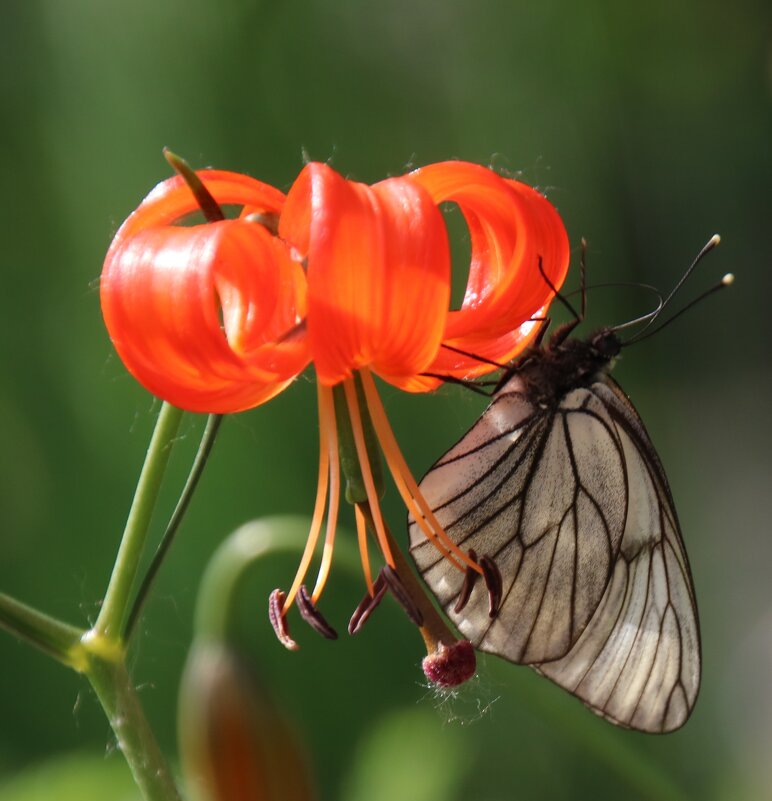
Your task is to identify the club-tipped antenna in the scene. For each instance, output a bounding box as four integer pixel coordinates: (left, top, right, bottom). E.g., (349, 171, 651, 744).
(573, 282, 665, 334)
(624, 271, 733, 346)
(624, 234, 721, 344)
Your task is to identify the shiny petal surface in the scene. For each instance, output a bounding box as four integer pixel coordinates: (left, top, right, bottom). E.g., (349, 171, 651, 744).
(410, 162, 570, 384)
(101, 173, 309, 413)
(280, 163, 451, 388)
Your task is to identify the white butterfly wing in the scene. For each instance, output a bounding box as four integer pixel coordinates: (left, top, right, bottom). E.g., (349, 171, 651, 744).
(410, 376, 628, 663)
(534, 380, 700, 732)
(409, 375, 700, 732)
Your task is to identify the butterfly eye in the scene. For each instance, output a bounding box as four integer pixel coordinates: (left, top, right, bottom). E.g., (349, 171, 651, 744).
(589, 330, 621, 358)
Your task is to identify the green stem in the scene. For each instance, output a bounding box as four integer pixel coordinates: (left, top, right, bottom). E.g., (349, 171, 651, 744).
(94, 402, 185, 641)
(125, 413, 224, 639)
(0, 593, 86, 670)
(84, 644, 182, 801)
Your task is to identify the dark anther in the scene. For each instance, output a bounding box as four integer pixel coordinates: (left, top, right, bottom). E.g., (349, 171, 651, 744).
(381, 565, 424, 627)
(296, 585, 338, 640)
(479, 555, 503, 618)
(268, 589, 299, 651)
(348, 574, 387, 635)
(454, 549, 480, 614)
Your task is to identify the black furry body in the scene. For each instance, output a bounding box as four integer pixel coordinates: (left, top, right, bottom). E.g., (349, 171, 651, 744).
(506, 325, 622, 408)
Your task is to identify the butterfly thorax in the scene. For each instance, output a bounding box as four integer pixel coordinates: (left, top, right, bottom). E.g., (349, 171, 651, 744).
(508, 327, 622, 409)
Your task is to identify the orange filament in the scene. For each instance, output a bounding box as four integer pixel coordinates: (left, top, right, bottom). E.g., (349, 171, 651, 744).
(354, 504, 374, 596)
(359, 369, 482, 575)
(283, 366, 478, 622)
(342, 377, 395, 568)
(282, 383, 335, 613)
(312, 386, 341, 602)
(384, 460, 463, 571)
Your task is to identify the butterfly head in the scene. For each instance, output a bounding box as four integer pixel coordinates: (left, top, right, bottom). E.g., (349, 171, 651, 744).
(553, 327, 622, 387)
(588, 328, 622, 361)
(506, 327, 621, 407)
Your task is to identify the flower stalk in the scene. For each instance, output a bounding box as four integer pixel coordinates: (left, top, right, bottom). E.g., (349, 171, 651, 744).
(94, 401, 184, 641)
(125, 412, 224, 639)
(85, 644, 183, 801)
(0, 592, 87, 670)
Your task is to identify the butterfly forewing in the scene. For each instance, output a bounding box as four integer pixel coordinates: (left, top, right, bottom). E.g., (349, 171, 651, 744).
(409, 374, 700, 733)
(410, 375, 628, 663)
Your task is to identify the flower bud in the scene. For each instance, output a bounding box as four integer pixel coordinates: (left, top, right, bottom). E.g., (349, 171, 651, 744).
(179, 638, 315, 801)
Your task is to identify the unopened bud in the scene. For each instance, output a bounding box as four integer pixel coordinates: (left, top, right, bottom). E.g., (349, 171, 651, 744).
(179, 639, 315, 801)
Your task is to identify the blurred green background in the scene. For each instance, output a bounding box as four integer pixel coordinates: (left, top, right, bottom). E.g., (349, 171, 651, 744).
(1, 0, 770, 799)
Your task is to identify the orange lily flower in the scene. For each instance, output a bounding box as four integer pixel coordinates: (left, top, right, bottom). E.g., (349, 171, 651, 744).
(101, 158, 569, 684)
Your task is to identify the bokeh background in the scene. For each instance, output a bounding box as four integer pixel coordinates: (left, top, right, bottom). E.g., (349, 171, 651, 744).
(1, 1, 770, 799)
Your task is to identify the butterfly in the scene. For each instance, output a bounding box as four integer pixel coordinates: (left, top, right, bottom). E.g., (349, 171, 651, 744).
(409, 236, 729, 733)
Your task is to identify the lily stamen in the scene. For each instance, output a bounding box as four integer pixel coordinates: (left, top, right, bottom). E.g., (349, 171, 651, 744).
(348, 573, 387, 635)
(454, 549, 480, 614)
(381, 565, 424, 627)
(281, 385, 335, 614)
(342, 377, 395, 569)
(359, 369, 482, 575)
(269, 589, 298, 651)
(310, 386, 341, 603)
(296, 585, 338, 640)
(479, 555, 503, 618)
(354, 504, 375, 597)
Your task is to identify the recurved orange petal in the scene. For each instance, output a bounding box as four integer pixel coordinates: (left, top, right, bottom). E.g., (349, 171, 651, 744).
(410, 162, 569, 384)
(101, 172, 309, 413)
(280, 163, 451, 389)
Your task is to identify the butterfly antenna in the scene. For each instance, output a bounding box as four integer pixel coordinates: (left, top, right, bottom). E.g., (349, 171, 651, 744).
(624, 272, 734, 346)
(608, 285, 665, 334)
(625, 235, 721, 342)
